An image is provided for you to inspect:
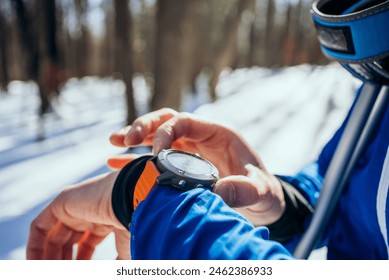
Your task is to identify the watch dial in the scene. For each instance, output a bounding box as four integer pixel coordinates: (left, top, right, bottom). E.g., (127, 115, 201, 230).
(167, 153, 213, 175)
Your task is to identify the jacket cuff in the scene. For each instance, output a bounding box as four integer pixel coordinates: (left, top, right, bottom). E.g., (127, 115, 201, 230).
(266, 178, 314, 243)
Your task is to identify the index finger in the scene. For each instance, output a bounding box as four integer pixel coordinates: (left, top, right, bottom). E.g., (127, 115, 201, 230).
(152, 113, 225, 154)
(109, 108, 177, 147)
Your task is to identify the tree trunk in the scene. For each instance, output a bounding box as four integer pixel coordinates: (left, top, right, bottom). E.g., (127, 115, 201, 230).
(74, 0, 89, 77)
(247, 18, 257, 67)
(12, 0, 38, 80)
(208, 0, 252, 100)
(0, 7, 9, 90)
(281, 3, 294, 66)
(263, 0, 276, 66)
(36, 0, 60, 114)
(114, 0, 136, 124)
(151, 0, 203, 111)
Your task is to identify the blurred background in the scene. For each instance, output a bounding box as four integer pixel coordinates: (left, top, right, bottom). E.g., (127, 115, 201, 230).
(0, 0, 359, 259)
(0, 0, 329, 131)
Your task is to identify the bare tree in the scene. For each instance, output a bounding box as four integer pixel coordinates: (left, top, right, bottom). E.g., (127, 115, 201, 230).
(35, 0, 62, 119)
(4, 0, 328, 128)
(0, 4, 9, 91)
(208, 0, 253, 100)
(73, 0, 90, 76)
(12, 0, 60, 139)
(151, 0, 204, 111)
(114, 0, 136, 124)
(12, 0, 39, 81)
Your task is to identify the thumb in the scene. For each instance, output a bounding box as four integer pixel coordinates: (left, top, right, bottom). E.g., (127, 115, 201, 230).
(213, 174, 262, 208)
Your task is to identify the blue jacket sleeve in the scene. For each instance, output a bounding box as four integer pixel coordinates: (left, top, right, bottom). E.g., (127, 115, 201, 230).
(130, 185, 294, 260)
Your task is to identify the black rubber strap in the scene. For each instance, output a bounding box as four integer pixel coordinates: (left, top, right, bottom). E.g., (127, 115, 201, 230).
(266, 179, 314, 243)
(111, 155, 153, 229)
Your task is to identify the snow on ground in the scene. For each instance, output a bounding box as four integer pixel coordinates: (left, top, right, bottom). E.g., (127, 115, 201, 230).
(197, 64, 360, 175)
(0, 63, 360, 260)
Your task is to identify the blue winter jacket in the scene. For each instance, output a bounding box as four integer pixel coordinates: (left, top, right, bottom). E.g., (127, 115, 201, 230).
(130, 93, 389, 260)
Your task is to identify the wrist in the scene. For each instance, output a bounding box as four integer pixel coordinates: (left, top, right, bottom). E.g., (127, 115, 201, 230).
(105, 172, 128, 230)
(89, 171, 125, 230)
(111, 150, 219, 230)
(57, 172, 124, 230)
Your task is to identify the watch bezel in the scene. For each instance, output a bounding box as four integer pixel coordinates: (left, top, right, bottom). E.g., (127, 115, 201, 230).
(155, 149, 219, 190)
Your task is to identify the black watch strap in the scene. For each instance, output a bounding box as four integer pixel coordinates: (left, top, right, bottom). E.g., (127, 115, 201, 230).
(266, 178, 314, 243)
(111, 155, 153, 229)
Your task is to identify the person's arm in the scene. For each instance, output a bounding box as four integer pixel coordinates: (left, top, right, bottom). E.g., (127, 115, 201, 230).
(26, 166, 293, 260)
(130, 185, 293, 260)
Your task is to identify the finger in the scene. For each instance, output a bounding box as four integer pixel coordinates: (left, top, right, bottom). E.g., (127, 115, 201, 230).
(153, 113, 219, 154)
(109, 126, 131, 147)
(27, 206, 58, 260)
(44, 222, 77, 260)
(62, 231, 84, 260)
(107, 153, 146, 170)
(109, 126, 154, 147)
(213, 175, 262, 208)
(114, 229, 131, 260)
(123, 108, 177, 146)
(110, 127, 154, 148)
(76, 230, 110, 260)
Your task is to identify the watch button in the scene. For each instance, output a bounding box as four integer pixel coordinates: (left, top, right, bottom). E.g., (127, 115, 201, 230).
(178, 180, 187, 188)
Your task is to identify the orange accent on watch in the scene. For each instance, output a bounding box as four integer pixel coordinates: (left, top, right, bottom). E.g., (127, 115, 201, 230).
(133, 160, 161, 210)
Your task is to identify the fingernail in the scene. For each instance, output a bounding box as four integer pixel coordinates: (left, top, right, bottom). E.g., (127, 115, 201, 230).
(244, 163, 257, 175)
(152, 138, 162, 155)
(120, 126, 131, 134)
(134, 125, 142, 134)
(244, 163, 255, 170)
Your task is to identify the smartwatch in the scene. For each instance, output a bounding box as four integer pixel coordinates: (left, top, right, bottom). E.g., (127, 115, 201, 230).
(112, 149, 219, 228)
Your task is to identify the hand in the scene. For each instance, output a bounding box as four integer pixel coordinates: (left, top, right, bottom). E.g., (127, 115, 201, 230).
(216, 164, 285, 226)
(108, 108, 263, 176)
(26, 172, 130, 260)
(108, 108, 285, 226)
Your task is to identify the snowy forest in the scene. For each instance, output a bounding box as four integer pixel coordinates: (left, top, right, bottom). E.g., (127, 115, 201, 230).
(0, 0, 328, 131)
(1, 0, 361, 260)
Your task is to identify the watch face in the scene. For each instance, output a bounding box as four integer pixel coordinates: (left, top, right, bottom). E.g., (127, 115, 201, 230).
(166, 152, 214, 175)
(157, 149, 219, 188)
